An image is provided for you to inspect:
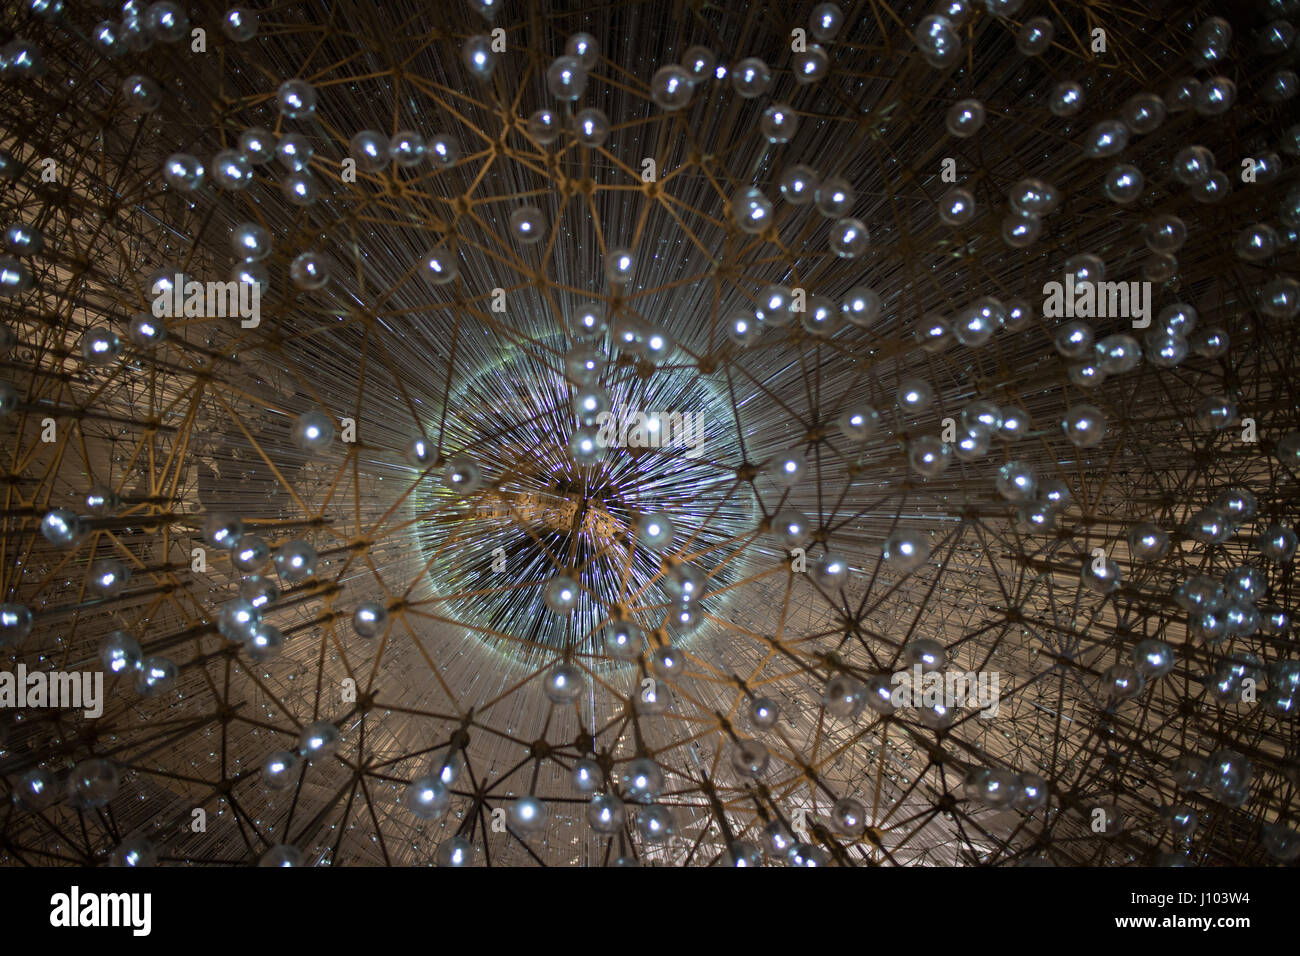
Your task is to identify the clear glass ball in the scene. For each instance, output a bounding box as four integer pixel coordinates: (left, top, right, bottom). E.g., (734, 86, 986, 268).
(546, 55, 586, 101)
(651, 64, 693, 110)
(276, 79, 317, 119)
(946, 99, 985, 138)
(731, 57, 771, 97)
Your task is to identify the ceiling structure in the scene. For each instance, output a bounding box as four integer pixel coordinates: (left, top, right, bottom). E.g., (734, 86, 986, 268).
(0, 0, 1298, 867)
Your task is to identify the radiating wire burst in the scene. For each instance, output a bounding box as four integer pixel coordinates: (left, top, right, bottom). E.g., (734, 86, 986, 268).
(0, 0, 1298, 869)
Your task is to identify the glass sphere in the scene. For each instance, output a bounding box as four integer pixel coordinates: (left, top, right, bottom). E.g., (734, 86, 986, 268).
(757, 284, 795, 326)
(831, 797, 866, 835)
(1103, 663, 1143, 698)
(914, 14, 960, 66)
(814, 176, 854, 217)
(1102, 163, 1144, 203)
(525, 109, 561, 146)
(573, 108, 610, 147)
(423, 246, 459, 285)
(1195, 76, 1235, 115)
(682, 45, 717, 83)
(1049, 80, 1085, 117)
(884, 529, 930, 572)
(732, 186, 772, 233)
(543, 661, 585, 702)
(908, 436, 951, 477)
(842, 285, 881, 327)
(289, 251, 329, 290)
(830, 217, 869, 257)
(1016, 16, 1054, 55)
(162, 152, 204, 191)
(1062, 404, 1106, 447)
(13, 767, 57, 810)
(621, 757, 665, 802)
(767, 449, 807, 487)
(946, 99, 985, 138)
(996, 460, 1037, 502)
(246, 624, 284, 662)
(121, 74, 161, 113)
(443, 455, 484, 493)
(232, 535, 270, 573)
(916, 313, 953, 351)
(1172, 145, 1215, 185)
(725, 841, 762, 867)
(954, 425, 991, 461)
(281, 170, 319, 206)
(760, 103, 798, 143)
(938, 187, 976, 226)
(462, 34, 496, 80)
(405, 774, 449, 818)
(1144, 331, 1189, 368)
(218, 598, 262, 642)
(428, 135, 459, 168)
(731, 738, 770, 777)
(778, 164, 818, 204)
(792, 44, 830, 83)
(1128, 522, 1169, 561)
(727, 311, 761, 347)
(749, 696, 780, 731)
(823, 674, 865, 718)
(770, 510, 811, 548)
(298, 721, 341, 761)
(222, 7, 258, 42)
(604, 620, 644, 660)
(259, 845, 304, 867)
(606, 247, 635, 284)
(1132, 639, 1176, 678)
(293, 410, 335, 452)
(274, 538, 318, 582)
(1143, 214, 1186, 253)
(953, 299, 999, 347)
(237, 127, 275, 166)
(508, 205, 544, 244)
(837, 404, 882, 443)
(1054, 320, 1095, 359)
(565, 31, 598, 68)
(67, 758, 121, 809)
(587, 793, 626, 833)
(276, 79, 317, 119)
(352, 601, 389, 638)
(810, 3, 844, 41)
(1122, 92, 1166, 134)
(999, 406, 1031, 438)
(1235, 223, 1277, 262)
(0, 602, 33, 646)
(1082, 120, 1128, 158)
(543, 576, 580, 614)
(546, 55, 586, 101)
(509, 795, 548, 833)
(135, 657, 178, 696)
(811, 552, 849, 589)
(1259, 524, 1298, 562)
(436, 836, 474, 867)
(651, 65, 693, 110)
(572, 758, 603, 793)
(387, 129, 425, 168)
(1001, 211, 1042, 247)
(127, 312, 166, 348)
(80, 327, 123, 365)
(41, 508, 86, 548)
(731, 57, 771, 97)
(231, 221, 271, 261)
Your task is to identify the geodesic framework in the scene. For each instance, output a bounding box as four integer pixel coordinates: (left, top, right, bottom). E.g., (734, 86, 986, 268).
(0, 0, 1298, 867)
